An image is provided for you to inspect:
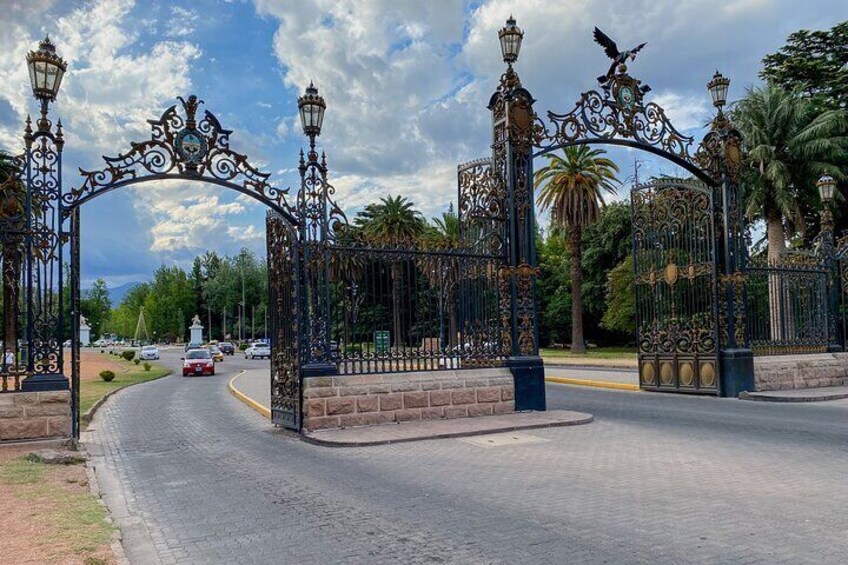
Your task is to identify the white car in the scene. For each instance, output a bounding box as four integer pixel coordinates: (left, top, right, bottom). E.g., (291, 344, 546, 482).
(93, 338, 111, 347)
(139, 345, 160, 360)
(244, 343, 271, 359)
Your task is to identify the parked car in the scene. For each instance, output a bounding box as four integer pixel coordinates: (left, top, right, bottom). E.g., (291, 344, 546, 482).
(244, 343, 271, 359)
(93, 338, 111, 347)
(182, 349, 215, 376)
(139, 345, 160, 360)
(207, 344, 224, 363)
(218, 342, 235, 355)
(185, 342, 203, 352)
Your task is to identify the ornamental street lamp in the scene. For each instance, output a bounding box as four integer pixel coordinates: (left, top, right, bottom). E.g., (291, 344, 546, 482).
(707, 70, 730, 111)
(498, 15, 524, 65)
(298, 82, 326, 145)
(818, 174, 837, 205)
(27, 36, 67, 131)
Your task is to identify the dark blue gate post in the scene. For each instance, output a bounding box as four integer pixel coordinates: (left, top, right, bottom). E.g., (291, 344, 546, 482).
(488, 18, 546, 411)
(699, 72, 755, 396)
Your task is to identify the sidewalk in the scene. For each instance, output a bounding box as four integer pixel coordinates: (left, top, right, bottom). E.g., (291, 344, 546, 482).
(739, 385, 848, 402)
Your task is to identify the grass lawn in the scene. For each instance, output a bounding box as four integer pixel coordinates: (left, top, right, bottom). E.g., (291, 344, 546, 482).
(0, 447, 116, 564)
(541, 346, 637, 367)
(80, 356, 170, 417)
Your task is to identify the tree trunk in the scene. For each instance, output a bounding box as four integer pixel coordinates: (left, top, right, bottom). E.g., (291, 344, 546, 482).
(569, 226, 586, 354)
(766, 211, 787, 342)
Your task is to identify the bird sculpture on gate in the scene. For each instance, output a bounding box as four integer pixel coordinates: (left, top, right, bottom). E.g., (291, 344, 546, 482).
(592, 27, 647, 85)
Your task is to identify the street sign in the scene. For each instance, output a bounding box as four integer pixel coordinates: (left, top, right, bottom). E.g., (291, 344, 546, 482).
(374, 330, 390, 354)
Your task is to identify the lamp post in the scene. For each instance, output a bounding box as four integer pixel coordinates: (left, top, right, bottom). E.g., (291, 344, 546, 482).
(297, 82, 335, 377)
(21, 36, 69, 394)
(817, 174, 841, 351)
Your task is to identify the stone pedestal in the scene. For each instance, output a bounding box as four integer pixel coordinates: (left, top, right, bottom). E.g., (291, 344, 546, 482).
(79, 320, 91, 346)
(189, 319, 204, 345)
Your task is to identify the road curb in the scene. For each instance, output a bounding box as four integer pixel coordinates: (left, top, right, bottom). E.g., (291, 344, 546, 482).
(228, 371, 271, 418)
(303, 412, 594, 447)
(738, 390, 848, 403)
(81, 368, 172, 427)
(545, 376, 640, 391)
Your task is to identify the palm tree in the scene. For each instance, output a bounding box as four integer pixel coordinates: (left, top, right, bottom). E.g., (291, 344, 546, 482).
(355, 195, 425, 347)
(733, 84, 848, 261)
(535, 145, 619, 353)
(0, 151, 25, 362)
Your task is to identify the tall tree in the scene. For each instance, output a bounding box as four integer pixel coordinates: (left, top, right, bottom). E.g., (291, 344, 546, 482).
(81, 278, 111, 339)
(535, 146, 619, 353)
(761, 22, 848, 110)
(733, 84, 848, 260)
(355, 195, 425, 346)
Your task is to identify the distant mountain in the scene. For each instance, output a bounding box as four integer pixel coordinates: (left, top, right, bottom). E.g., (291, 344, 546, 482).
(106, 282, 142, 307)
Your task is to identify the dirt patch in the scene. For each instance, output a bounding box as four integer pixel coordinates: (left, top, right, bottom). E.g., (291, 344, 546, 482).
(0, 445, 115, 564)
(63, 351, 127, 383)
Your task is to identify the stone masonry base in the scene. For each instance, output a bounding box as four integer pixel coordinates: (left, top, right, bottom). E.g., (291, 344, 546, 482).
(0, 390, 71, 441)
(303, 368, 515, 432)
(754, 353, 848, 391)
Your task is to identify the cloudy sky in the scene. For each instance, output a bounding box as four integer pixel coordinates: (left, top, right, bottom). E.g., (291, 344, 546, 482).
(1, 0, 843, 287)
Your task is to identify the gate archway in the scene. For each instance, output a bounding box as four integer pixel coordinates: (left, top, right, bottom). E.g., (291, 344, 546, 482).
(486, 21, 754, 397)
(60, 95, 303, 433)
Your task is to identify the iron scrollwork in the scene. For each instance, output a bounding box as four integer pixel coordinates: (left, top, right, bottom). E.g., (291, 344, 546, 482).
(62, 95, 297, 219)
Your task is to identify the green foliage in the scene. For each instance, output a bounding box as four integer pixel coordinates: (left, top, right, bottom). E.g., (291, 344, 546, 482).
(354, 195, 426, 245)
(107, 248, 268, 343)
(580, 202, 632, 331)
(120, 350, 135, 361)
(761, 21, 848, 110)
(239, 343, 250, 351)
(602, 256, 636, 335)
(82, 279, 111, 340)
(99, 370, 115, 382)
(733, 84, 848, 253)
(537, 231, 572, 345)
(143, 362, 151, 372)
(133, 358, 140, 365)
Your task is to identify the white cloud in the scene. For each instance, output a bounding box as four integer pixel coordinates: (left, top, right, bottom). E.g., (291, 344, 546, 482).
(132, 181, 246, 253)
(226, 224, 264, 242)
(167, 6, 199, 37)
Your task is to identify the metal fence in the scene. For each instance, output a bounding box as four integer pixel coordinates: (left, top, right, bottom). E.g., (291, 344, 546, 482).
(746, 253, 829, 355)
(325, 244, 505, 374)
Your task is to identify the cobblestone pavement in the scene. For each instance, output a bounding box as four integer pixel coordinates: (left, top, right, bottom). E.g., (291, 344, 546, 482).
(86, 351, 848, 564)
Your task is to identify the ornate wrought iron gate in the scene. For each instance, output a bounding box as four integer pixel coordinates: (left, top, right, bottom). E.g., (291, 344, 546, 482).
(267, 212, 301, 428)
(631, 179, 720, 393)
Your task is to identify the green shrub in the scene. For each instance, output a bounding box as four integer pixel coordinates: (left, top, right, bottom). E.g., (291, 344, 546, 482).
(133, 358, 140, 365)
(143, 362, 151, 372)
(99, 370, 115, 382)
(239, 343, 250, 351)
(121, 350, 135, 361)
(344, 344, 362, 354)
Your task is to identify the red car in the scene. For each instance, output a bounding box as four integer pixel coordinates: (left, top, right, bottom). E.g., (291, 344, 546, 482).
(182, 349, 215, 376)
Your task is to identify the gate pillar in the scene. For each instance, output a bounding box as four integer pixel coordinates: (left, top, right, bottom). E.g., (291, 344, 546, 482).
(699, 109, 755, 396)
(488, 63, 546, 411)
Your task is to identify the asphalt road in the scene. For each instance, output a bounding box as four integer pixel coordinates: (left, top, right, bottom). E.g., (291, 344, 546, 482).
(85, 352, 848, 564)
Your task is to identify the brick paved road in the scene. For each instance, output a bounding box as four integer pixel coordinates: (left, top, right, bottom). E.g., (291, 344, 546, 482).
(86, 351, 848, 564)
